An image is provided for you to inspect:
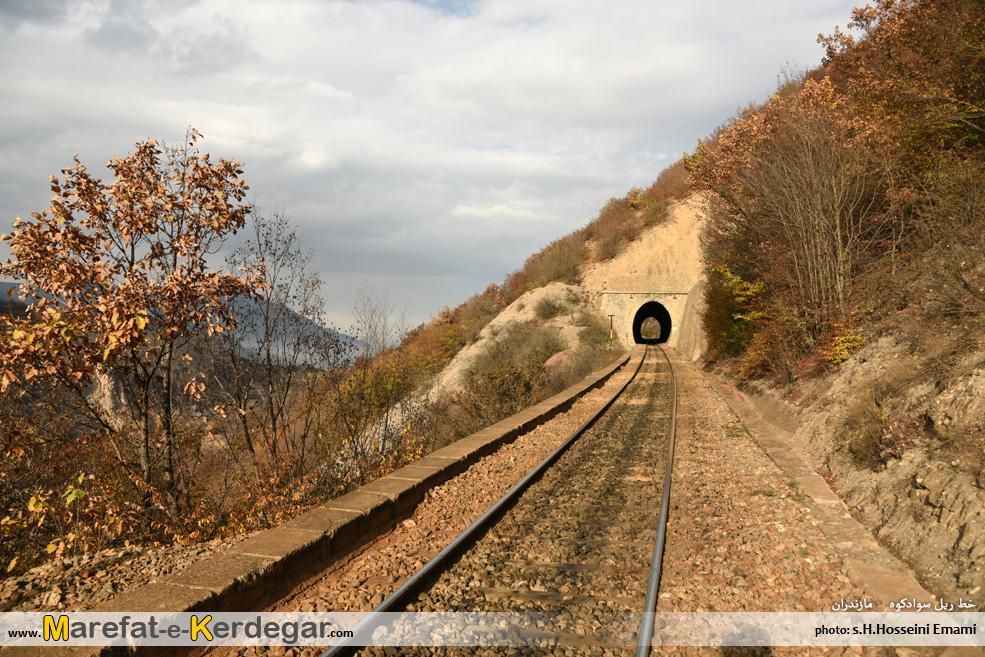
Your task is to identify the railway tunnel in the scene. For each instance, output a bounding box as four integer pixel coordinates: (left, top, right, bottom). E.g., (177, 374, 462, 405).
(632, 300, 673, 344)
(598, 290, 696, 351)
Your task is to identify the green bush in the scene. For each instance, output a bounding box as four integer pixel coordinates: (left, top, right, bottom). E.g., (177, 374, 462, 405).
(576, 311, 611, 346)
(822, 325, 866, 365)
(702, 265, 766, 359)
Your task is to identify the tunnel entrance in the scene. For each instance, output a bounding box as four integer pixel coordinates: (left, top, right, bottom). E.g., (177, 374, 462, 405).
(632, 301, 672, 344)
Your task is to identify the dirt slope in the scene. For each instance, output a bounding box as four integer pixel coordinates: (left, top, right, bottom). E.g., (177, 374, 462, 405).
(581, 193, 708, 359)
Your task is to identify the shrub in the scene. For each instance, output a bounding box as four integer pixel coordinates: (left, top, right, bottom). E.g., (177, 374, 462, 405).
(647, 158, 690, 201)
(430, 306, 625, 447)
(534, 297, 566, 320)
(441, 320, 627, 439)
(576, 311, 612, 346)
(499, 268, 531, 307)
(915, 154, 985, 319)
(446, 323, 565, 436)
(537, 347, 620, 400)
(585, 197, 636, 261)
(842, 385, 910, 470)
(456, 287, 502, 344)
(738, 328, 779, 381)
(639, 196, 668, 229)
(701, 265, 765, 359)
(582, 185, 670, 262)
(822, 324, 866, 365)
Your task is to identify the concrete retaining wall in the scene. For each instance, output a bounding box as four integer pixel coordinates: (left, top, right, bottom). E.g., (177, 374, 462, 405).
(8, 350, 635, 657)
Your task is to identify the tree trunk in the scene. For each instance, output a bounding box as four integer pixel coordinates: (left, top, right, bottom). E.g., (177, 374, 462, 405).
(161, 338, 178, 514)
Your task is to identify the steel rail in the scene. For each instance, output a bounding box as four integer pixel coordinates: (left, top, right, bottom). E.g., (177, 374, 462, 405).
(319, 346, 647, 657)
(635, 345, 678, 657)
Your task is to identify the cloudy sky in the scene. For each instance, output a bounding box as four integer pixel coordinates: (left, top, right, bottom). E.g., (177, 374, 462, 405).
(0, 0, 861, 330)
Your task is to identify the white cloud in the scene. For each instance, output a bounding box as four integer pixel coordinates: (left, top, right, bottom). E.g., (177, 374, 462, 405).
(452, 204, 540, 219)
(0, 0, 862, 325)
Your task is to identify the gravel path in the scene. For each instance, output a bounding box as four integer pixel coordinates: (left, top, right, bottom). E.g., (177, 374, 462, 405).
(655, 350, 897, 657)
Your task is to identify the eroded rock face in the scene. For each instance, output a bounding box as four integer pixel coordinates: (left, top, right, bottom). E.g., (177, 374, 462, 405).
(789, 336, 985, 600)
(836, 453, 985, 595)
(928, 366, 985, 435)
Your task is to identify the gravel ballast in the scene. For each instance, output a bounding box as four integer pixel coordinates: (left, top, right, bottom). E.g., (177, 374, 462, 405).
(202, 358, 641, 656)
(217, 348, 914, 657)
(6, 348, 956, 657)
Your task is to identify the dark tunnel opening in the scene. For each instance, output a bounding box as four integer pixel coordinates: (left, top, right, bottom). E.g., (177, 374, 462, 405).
(632, 301, 672, 344)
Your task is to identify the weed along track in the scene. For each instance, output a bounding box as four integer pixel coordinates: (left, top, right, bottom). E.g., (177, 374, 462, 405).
(315, 345, 678, 656)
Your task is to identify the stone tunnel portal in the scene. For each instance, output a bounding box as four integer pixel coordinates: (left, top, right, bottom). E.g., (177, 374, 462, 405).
(632, 301, 672, 344)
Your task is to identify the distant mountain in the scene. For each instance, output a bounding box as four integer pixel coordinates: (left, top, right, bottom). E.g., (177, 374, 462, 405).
(228, 293, 361, 366)
(0, 280, 50, 303)
(0, 280, 359, 364)
(0, 281, 22, 298)
(0, 281, 28, 318)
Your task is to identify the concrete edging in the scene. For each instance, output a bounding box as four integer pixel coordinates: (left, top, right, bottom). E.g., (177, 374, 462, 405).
(12, 350, 635, 657)
(689, 355, 983, 657)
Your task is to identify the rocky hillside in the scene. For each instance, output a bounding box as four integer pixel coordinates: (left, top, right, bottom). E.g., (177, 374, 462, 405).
(729, 333, 985, 603)
(432, 181, 985, 604)
(580, 193, 707, 361)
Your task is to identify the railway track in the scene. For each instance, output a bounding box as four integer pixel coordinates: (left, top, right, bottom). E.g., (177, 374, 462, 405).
(319, 344, 678, 656)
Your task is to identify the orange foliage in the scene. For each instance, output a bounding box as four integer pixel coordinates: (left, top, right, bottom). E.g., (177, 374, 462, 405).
(820, 0, 985, 157)
(647, 159, 690, 202)
(1, 402, 149, 574)
(0, 129, 262, 520)
(691, 0, 985, 379)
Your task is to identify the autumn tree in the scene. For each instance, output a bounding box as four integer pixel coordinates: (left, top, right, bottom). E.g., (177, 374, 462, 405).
(820, 0, 985, 158)
(820, 0, 985, 319)
(690, 78, 895, 322)
(0, 129, 261, 515)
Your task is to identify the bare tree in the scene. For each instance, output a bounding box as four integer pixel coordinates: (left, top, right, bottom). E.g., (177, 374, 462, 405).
(327, 284, 419, 469)
(207, 209, 343, 481)
(737, 107, 890, 320)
